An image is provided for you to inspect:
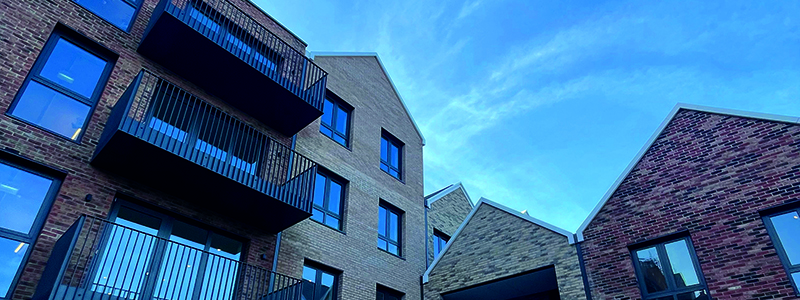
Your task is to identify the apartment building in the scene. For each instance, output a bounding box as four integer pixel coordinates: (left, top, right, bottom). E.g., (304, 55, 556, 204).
(0, 1, 425, 300)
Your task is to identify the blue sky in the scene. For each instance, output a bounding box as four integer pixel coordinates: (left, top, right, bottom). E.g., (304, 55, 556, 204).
(254, 0, 800, 232)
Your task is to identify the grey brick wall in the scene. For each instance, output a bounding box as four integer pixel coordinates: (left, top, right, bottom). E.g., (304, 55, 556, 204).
(426, 186, 472, 265)
(278, 55, 426, 300)
(423, 203, 586, 300)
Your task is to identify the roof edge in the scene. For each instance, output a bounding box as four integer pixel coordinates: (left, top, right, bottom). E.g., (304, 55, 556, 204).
(576, 103, 800, 241)
(423, 197, 575, 283)
(426, 182, 474, 208)
(309, 52, 426, 146)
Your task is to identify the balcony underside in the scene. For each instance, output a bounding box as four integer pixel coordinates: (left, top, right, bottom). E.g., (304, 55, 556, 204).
(91, 130, 310, 233)
(138, 12, 322, 136)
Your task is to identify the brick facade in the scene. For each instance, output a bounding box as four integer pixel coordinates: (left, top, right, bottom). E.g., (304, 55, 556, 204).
(277, 55, 426, 300)
(426, 184, 473, 266)
(581, 108, 800, 299)
(423, 201, 586, 300)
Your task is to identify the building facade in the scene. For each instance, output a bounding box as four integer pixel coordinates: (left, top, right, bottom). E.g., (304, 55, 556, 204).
(425, 182, 474, 266)
(0, 1, 425, 300)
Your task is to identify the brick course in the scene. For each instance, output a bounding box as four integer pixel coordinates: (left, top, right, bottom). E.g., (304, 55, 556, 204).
(426, 185, 472, 266)
(581, 109, 800, 300)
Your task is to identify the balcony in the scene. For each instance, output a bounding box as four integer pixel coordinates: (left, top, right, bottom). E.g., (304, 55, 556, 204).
(33, 216, 303, 300)
(138, 0, 327, 136)
(92, 70, 316, 232)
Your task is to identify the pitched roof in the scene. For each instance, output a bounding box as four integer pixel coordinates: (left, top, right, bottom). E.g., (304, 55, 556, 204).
(576, 103, 800, 241)
(422, 197, 575, 283)
(308, 52, 426, 146)
(425, 182, 473, 207)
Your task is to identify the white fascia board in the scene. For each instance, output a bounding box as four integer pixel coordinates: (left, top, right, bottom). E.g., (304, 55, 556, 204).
(426, 182, 474, 208)
(308, 52, 426, 146)
(576, 103, 800, 241)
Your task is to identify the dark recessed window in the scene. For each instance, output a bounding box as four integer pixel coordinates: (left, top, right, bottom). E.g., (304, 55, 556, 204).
(73, 0, 141, 31)
(0, 161, 61, 299)
(376, 285, 404, 300)
(378, 202, 402, 256)
(380, 132, 403, 180)
(320, 93, 351, 147)
(311, 171, 345, 230)
(8, 30, 114, 142)
(630, 237, 710, 300)
(433, 230, 450, 258)
(302, 263, 338, 300)
(763, 209, 800, 294)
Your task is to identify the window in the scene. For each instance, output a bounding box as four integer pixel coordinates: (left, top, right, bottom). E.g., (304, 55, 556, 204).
(763, 208, 800, 294)
(302, 263, 338, 300)
(311, 171, 344, 230)
(8, 30, 114, 141)
(378, 202, 402, 256)
(320, 94, 351, 147)
(433, 230, 450, 258)
(376, 285, 403, 300)
(92, 200, 245, 299)
(0, 160, 61, 299)
(630, 237, 710, 300)
(73, 0, 141, 31)
(380, 132, 403, 180)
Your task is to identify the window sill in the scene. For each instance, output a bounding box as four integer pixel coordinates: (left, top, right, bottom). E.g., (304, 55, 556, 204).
(309, 218, 346, 235)
(377, 247, 405, 260)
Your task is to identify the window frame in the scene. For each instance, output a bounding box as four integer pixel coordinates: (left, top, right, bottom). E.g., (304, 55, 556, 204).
(629, 236, 710, 300)
(432, 229, 450, 258)
(762, 207, 800, 295)
(376, 284, 404, 300)
(311, 170, 346, 231)
(6, 27, 116, 143)
(319, 92, 352, 148)
(378, 201, 403, 257)
(72, 0, 143, 32)
(0, 157, 63, 300)
(302, 261, 340, 300)
(380, 131, 403, 181)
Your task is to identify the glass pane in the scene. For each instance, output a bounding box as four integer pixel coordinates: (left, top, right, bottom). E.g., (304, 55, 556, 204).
(770, 211, 800, 265)
(328, 181, 342, 214)
(378, 207, 387, 236)
(209, 233, 242, 261)
(187, 7, 220, 33)
(433, 236, 440, 256)
(314, 174, 326, 207)
(0, 238, 28, 298)
(320, 126, 333, 138)
(380, 138, 388, 161)
(322, 99, 333, 126)
(377, 238, 387, 250)
(677, 290, 710, 300)
(74, 0, 136, 30)
(324, 216, 339, 229)
(321, 272, 334, 287)
(302, 280, 315, 300)
(792, 272, 800, 288)
(335, 106, 348, 134)
(389, 169, 399, 178)
(93, 207, 161, 299)
(319, 272, 335, 299)
(390, 145, 399, 168)
(311, 209, 324, 223)
(389, 212, 398, 241)
(154, 221, 206, 300)
(388, 243, 398, 255)
(380, 163, 390, 173)
(302, 266, 316, 282)
(13, 81, 91, 139)
(635, 246, 668, 293)
(665, 240, 701, 288)
(0, 163, 53, 234)
(333, 134, 346, 146)
(40, 38, 107, 97)
(201, 233, 242, 300)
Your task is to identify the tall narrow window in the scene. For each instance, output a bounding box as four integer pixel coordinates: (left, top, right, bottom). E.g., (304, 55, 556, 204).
(302, 263, 338, 300)
(320, 94, 351, 147)
(376, 285, 403, 300)
(8, 30, 114, 141)
(433, 230, 450, 258)
(763, 209, 800, 294)
(380, 132, 403, 180)
(73, 0, 141, 31)
(378, 202, 402, 256)
(0, 160, 61, 299)
(311, 171, 345, 230)
(630, 237, 710, 300)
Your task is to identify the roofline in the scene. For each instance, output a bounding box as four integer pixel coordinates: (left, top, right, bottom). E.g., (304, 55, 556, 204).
(247, 0, 307, 47)
(309, 52, 426, 145)
(576, 103, 800, 241)
(422, 197, 575, 283)
(426, 182, 474, 208)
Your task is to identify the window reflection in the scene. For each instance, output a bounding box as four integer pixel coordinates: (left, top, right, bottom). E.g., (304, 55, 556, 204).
(0, 238, 29, 298)
(665, 240, 700, 288)
(0, 163, 53, 234)
(770, 212, 800, 265)
(636, 247, 668, 293)
(74, 0, 138, 30)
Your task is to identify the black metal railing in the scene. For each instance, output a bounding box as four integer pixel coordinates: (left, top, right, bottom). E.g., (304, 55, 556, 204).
(153, 0, 327, 110)
(33, 216, 302, 300)
(101, 69, 316, 213)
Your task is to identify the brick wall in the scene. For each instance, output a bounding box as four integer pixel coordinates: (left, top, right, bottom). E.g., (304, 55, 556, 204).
(581, 109, 800, 300)
(278, 55, 426, 300)
(423, 203, 586, 300)
(0, 0, 305, 298)
(426, 186, 472, 265)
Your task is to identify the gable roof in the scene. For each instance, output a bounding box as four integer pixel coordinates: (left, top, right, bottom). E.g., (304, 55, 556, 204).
(309, 52, 426, 146)
(422, 197, 575, 283)
(576, 103, 800, 241)
(425, 182, 473, 208)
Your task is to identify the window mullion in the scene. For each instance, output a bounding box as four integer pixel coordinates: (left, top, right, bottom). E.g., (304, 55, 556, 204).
(30, 76, 94, 105)
(657, 244, 678, 292)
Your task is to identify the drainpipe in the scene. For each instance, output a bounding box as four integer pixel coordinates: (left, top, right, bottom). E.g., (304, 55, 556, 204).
(422, 201, 430, 300)
(574, 234, 593, 300)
